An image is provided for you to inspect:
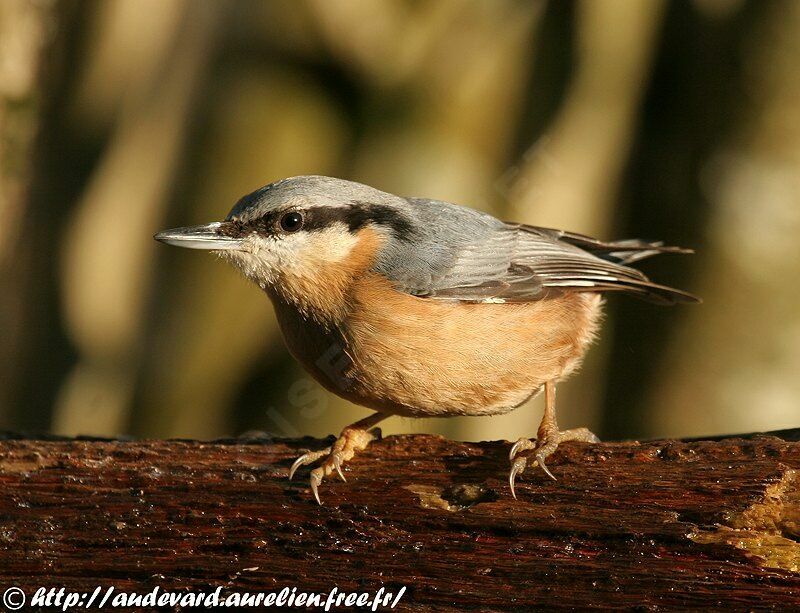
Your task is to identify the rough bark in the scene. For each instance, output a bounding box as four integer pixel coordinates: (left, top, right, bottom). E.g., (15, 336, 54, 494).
(0, 431, 799, 610)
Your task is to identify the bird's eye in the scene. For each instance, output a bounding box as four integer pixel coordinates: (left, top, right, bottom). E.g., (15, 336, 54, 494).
(279, 211, 303, 233)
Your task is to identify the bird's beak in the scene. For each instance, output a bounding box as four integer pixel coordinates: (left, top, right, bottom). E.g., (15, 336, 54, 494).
(154, 222, 243, 251)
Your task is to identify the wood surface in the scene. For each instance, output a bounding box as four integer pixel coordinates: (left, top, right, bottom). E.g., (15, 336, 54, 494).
(1, 430, 799, 610)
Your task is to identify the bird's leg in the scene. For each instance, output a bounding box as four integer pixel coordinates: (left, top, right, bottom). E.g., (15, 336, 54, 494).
(288, 413, 386, 505)
(508, 380, 599, 498)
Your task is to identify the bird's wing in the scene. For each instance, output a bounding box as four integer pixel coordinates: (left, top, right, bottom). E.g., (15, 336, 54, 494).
(418, 223, 698, 305)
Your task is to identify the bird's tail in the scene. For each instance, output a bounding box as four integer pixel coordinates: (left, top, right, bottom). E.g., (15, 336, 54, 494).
(555, 230, 700, 304)
(557, 231, 694, 265)
(521, 224, 700, 304)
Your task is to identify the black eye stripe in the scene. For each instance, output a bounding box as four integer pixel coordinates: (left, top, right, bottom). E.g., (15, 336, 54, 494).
(222, 203, 415, 241)
(302, 203, 415, 240)
(219, 211, 290, 238)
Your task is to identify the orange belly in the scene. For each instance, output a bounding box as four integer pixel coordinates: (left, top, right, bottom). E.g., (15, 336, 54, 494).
(273, 274, 602, 418)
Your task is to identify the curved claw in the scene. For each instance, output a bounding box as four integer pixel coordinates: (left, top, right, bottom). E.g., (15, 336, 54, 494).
(509, 456, 527, 500)
(288, 447, 331, 481)
(509, 438, 534, 461)
(310, 470, 323, 505)
(534, 453, 557, 481)
(333, 452, 346, 482)
(288, 454, 307, 481)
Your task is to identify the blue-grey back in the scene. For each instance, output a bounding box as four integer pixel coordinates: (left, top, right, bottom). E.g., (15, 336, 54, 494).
(224, 176, 696, 305)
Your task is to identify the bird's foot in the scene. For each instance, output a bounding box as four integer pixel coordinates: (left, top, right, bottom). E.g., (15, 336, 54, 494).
(288, 426, 381, 505)
(508, 427, 599, 499)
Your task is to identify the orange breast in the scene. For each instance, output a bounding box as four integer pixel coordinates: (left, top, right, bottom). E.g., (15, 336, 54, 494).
(338, 274, 603, 417)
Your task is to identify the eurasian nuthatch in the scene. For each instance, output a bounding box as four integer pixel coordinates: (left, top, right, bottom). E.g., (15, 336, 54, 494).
(155, 176, 697, 504)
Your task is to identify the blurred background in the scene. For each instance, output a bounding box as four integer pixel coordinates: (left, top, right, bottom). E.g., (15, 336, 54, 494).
(1, 0, 799, 443)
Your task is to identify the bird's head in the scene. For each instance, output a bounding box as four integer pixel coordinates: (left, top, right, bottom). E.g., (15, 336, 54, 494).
(155, 176, 417, 321)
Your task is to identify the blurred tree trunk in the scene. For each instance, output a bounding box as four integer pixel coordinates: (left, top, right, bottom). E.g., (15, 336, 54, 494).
(599, 1, 758, 440)
(0, 1, 57, 424)
(53, 0, 223, 436)
(646, 2, 800, 437)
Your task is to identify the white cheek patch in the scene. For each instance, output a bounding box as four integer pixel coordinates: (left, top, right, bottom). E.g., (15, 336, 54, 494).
(291, 226, 360, 266)
(218, 226, 361, 289)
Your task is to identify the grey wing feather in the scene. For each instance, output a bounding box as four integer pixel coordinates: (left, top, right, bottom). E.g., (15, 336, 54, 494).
(376, 198, 698, 305)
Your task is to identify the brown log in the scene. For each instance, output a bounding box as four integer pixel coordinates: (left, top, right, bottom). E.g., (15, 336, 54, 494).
(0, 430, 799, 610)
